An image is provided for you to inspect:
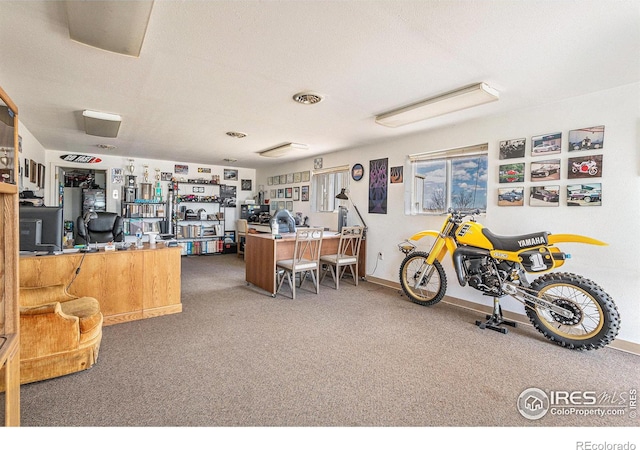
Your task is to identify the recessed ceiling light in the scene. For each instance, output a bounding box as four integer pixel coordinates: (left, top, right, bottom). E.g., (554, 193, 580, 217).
(224, 158, 238, 163)
(292, 91, 324, 105)
(226, 131, 247, 138)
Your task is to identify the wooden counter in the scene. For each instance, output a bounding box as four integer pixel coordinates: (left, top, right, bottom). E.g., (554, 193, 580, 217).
(245, 231, 365, 296)
(20, 245, 182, 326)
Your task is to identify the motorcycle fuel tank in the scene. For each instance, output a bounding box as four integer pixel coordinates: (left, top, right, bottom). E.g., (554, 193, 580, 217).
(454, 221, 494, 249)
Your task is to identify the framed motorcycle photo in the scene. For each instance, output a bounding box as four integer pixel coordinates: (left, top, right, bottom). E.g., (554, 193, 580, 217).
(567, 154, 603, 179)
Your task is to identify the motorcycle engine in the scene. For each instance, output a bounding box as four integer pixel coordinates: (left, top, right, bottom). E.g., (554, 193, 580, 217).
(464, 257, 506, 295)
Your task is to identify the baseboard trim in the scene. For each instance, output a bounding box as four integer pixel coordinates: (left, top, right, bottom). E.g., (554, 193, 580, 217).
(365, 276, 639, 356)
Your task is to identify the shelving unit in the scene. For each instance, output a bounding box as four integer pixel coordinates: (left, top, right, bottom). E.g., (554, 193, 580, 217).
(121, 201, 168, 236)
(173, 181, 229, 255)
(0, 84, 21, 426)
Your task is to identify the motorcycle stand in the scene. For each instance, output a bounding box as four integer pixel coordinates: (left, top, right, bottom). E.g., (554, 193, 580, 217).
(476, 297, 517, 334)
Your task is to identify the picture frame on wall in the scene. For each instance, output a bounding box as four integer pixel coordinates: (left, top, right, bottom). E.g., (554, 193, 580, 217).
(531, 132, 561, 157)
(568, 154, 603, 179)
(241, 179, 252, 191)
(175, 164, 189, 174)
(293, 186, 300, 201)
(286, 201, 293, 211)
(301, 185, 309, 201)
(37, 163, 45, 189)
(24, 158, 29, 178)
(530, 185, 560, 206)
(530, 159, 560, 181)
(499, 138, 526, 160)
(568, 125, 604, 152)
(224, 169, 238, 181)
(497, 187, 524, 206)
(301, 171, 310, 182)
(30, 159, 37, 183)
(498, 162, 525, 183)
(390, 166, 403, 183)
(351, 163, 364, 181)
(567, 183, 602, 206)
(285, 187, 292, 198)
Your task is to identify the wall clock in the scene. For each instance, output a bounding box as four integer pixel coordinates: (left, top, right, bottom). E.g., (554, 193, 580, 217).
(351, 163, 364, 181)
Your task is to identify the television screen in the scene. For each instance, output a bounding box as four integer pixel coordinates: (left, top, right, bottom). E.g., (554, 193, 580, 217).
(19, 206, 63, 253)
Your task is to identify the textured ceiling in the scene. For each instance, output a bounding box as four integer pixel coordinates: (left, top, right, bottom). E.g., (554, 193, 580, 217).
(0, 0, 638, 169)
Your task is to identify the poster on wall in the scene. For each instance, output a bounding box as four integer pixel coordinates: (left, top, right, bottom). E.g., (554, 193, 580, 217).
(175, 164, 188, 174)
(390, 166, 403, 183)
(111, 168, 124, 184)
(369, 157, 388, 214)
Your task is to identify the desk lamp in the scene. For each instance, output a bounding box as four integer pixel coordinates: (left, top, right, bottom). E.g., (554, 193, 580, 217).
(335, 188, 368, 236)
(81, 209, 99, 252)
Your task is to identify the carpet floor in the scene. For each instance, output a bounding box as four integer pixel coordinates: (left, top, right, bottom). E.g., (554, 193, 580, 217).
(3, 254, 639, 427)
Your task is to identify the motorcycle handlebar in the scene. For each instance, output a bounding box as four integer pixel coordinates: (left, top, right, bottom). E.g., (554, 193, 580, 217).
(447, 208, 481, 222)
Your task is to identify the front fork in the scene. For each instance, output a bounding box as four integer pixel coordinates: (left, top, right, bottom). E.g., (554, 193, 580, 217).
(399, 231, 450, 290)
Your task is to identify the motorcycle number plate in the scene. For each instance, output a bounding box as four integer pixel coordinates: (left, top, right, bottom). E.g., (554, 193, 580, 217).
(519, 247, 555, 272)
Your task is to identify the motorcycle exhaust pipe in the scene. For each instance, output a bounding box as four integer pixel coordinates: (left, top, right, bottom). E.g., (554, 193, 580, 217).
(452, 246, 491, 287)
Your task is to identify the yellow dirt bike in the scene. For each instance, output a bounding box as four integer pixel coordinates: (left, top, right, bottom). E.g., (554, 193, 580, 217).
(398, 209, 620, 350)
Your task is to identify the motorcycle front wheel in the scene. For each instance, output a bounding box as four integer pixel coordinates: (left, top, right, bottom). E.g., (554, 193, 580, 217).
(526, 272, 620, 350)
(399, 251, 447, 306)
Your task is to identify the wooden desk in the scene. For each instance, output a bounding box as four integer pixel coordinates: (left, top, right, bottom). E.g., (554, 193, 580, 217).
(19, 245, 182, 326)
(246, 222, 271, 233)
(245, 231, 366, 296)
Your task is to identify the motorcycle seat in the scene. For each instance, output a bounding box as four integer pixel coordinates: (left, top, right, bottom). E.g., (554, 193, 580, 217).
(482, 229, 549, 252)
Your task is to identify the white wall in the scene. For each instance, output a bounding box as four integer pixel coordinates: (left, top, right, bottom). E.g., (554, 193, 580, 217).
(256, 82, 640, 345)
(16, 118, 47, 194)
(41, 151, 256, 234)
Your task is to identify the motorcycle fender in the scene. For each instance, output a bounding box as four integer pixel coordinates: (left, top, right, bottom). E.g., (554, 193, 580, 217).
(547, 234, 608, 246)
(408, 230, 453, 262)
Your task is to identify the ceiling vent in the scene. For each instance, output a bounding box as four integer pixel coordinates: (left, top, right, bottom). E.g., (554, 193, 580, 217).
(292, 92, 324, 105)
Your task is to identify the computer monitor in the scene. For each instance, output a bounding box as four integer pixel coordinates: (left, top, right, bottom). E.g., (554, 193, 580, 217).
(19, 206, 63, 253)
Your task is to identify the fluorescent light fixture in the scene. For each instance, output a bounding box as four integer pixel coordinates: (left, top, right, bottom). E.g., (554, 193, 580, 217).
(83, 110, 122, 138)
(375, 82, 499, 128)
(65, 0, 154, 57)
(259, 142, 308, 158)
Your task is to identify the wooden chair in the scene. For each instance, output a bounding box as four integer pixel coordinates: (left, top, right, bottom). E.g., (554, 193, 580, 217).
(320, 226, 364, 289)
(236, 219, 248, 258)
(276, 228, 324, 299)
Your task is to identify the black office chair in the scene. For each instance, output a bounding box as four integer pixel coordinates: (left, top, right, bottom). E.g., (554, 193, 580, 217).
(274, 209, 296, 233)
(76, 212, 124, 245)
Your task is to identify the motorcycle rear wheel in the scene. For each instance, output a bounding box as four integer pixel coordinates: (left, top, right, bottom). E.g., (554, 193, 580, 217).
(526, 272, 620, 350)
(399, 251, 447, 306)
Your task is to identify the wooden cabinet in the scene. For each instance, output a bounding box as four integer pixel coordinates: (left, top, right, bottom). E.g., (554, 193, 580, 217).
(20, 245, 182, 326)
(0, 85, 20, 426)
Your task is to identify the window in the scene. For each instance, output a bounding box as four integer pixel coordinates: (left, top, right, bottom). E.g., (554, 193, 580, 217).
(311, 165, 349, 212)
(407, 144, 488, 214)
